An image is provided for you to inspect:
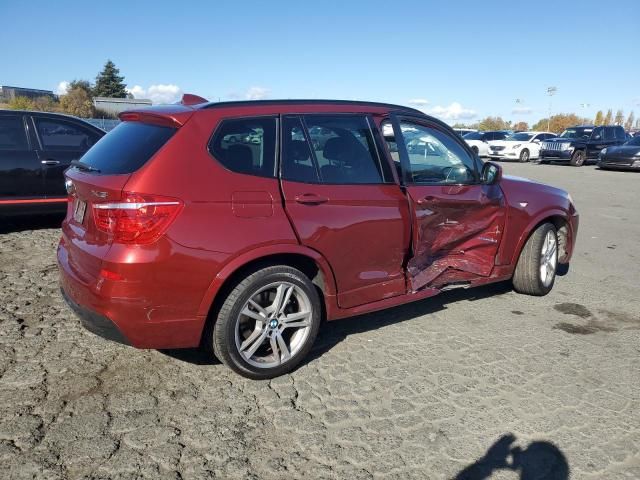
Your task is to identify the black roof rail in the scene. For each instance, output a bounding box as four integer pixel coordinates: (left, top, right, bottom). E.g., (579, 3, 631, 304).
(200, 99, 426, 116)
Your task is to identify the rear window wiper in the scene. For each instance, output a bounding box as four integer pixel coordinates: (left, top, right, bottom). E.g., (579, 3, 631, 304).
(70, 160, 101, 173)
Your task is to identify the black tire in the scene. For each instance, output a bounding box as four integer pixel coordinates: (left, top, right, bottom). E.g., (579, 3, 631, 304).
(519, 149, 530, 162)
(211, 265, 322, 379)
(512, 223, 558, 296)
(570, 150, 586, 166)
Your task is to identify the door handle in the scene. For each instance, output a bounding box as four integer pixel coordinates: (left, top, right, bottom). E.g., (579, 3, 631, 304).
(294, 193, 329, 205)
(417, 195, 436, 205)
(40, 160, 60, 166)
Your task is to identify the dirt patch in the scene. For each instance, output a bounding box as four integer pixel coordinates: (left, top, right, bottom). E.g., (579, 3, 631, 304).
(554, 303, 593, 318)
(553, 321, 617, 335)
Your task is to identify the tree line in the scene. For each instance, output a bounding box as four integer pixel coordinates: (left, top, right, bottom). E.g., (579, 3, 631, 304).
(4, 60, 129, 119)
(454, 109, 639, 134)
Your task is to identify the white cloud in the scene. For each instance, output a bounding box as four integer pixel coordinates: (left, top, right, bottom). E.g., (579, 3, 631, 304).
(427, 102, 477, 121)
(512, 107, 533, 115)
(55, 81, 70, 95)
(245, 86, 269, 100)
(127, 84, 183, 104)
(408, 98, 429, 107)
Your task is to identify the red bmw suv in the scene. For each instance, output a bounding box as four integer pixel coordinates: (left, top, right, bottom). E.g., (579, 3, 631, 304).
(58, 96, 579, 379)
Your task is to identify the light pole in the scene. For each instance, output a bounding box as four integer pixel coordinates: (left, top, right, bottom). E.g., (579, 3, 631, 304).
(547, 86, 557, 131)
(580, 103, 590, 125)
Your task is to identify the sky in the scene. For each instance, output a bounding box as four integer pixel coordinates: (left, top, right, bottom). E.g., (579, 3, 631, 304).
(2, 0, 638, 125)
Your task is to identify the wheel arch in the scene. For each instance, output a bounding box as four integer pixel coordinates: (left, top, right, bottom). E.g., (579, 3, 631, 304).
(196, 245, 337, 330)
(510, 210, 572, 266)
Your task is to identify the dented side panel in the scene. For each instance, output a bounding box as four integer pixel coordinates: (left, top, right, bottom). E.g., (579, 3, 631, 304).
(406, 183, 507, 292)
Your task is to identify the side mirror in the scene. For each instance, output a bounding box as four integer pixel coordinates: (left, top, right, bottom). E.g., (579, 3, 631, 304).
(532, 138, 540, 143)
(481, 162, 502, 185)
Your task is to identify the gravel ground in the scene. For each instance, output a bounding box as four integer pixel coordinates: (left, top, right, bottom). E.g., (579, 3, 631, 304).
(0, 163, 638, 479)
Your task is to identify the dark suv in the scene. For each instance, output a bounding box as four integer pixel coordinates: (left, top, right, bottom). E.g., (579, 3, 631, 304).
(0, 110, 104, 215)
(539, 125, 626, 166)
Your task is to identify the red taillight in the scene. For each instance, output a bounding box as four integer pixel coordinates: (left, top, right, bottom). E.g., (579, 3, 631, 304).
(92, 192, 183, 244)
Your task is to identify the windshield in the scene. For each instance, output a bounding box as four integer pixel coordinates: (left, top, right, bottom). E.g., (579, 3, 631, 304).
(624, 137, 640, 146)
(505, 133, 534, 142)
(560, 128, 593, 140)
(463, 131, 483, 140)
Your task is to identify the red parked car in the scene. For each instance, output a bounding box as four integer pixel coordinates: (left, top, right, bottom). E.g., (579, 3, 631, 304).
(58, 97, 579, 379)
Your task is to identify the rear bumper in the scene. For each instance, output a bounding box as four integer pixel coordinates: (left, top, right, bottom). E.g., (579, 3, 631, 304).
(57, 237, 208, 349)
(60, 286, 129, 345)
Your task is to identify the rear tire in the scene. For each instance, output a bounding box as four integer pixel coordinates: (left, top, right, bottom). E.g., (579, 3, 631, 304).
(570, 150, 586, 166)
(519, 149, 530, 162)
(512, 223, 558, 296)
(211, 265, 321, 379)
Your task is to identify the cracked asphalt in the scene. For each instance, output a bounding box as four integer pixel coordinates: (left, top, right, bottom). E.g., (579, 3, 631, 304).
(1, 163, 639, 479)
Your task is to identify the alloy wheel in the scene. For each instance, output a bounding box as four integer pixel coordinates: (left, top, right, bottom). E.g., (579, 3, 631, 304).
(234, 282, 312, 368)
(540, 230, 558, 287)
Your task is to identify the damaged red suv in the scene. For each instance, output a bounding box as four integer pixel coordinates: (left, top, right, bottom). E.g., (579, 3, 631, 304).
(58, 97, 579, 379)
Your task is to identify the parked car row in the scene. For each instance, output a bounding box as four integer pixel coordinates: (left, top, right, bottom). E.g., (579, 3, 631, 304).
(461, 124, 638, 169)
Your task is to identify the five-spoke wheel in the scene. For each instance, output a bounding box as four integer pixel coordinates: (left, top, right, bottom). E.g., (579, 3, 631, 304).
(513, 222, 559, 296)
(210, 266, 321, 379)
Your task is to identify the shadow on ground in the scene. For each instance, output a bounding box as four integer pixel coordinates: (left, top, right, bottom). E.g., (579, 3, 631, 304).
(455, 434, 569, 480)
(306, 281, 513, 365)
(0, 213, 65, 234)
(159, 281, 514, 368)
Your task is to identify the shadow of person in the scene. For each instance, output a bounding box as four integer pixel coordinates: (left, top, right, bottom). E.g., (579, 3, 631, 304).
(511, 441, 569, 480)
(455, 434, 569, 480)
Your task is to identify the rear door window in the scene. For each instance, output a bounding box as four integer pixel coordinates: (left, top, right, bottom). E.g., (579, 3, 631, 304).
(34, 118, 100, 151)
(302, 115, 386, 184)
(614, 127, 626, 141)
(77, 121, 176, 174)
(0, 115, 29, 151)
(281, 116, 320, 183)
(208, 117, 277, 177)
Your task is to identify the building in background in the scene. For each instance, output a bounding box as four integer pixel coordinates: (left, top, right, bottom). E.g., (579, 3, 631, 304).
(93, 97, 152, 116)
(0, 85, 55, 101)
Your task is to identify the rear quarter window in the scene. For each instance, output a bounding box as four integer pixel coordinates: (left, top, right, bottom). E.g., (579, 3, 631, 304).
(208, 117, 277, 177)
(78, 121, 176, 174)
(0, 115, 28, 150)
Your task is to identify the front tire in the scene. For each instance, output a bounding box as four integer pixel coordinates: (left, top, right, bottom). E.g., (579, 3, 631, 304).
(519, 149, 530, 162)
(570, 150, 586, 166)
(211, 266, 321, 379)
(512, 223, 558, 296)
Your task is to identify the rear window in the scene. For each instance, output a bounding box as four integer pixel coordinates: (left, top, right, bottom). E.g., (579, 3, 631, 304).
(77, 121, 175, 174)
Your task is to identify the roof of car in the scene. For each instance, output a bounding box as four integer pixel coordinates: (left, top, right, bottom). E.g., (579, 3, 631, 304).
(200, 99, 425, 115)
(0, 109, 105, 132)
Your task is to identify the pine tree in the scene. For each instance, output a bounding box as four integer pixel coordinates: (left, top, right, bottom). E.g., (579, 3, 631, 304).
(614, 109, 624, 126)
(93, 60, 127, 98)
(603, 109, 613, 125)
(624, 111, 635, 131)
(594, 110, 604, 126)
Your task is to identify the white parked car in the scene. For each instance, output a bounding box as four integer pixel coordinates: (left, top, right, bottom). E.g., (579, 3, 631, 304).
(487, 131, 556, 162)
(454, 128, 477, 137)
(463, 131, 510, 157)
